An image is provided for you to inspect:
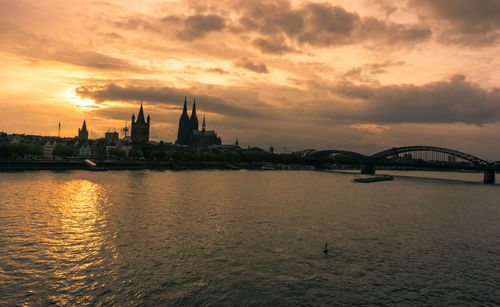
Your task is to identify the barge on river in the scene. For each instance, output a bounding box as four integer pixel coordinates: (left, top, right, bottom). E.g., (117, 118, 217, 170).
(352, 175, 394, 183)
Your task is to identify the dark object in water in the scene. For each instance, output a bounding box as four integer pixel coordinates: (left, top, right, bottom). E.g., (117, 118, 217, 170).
(352, 175, 394, 183)
(323, 243, 328, 254)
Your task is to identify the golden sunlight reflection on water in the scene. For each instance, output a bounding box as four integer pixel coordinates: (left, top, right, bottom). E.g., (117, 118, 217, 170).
(42, 180, 114, 304)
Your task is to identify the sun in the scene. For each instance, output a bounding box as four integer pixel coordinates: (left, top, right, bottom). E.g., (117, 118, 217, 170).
(61, 87, 99, 110)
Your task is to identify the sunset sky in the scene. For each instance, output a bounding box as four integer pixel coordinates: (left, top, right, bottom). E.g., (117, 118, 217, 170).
(1, 0, 499, 158)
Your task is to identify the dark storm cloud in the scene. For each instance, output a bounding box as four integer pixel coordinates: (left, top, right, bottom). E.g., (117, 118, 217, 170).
(177, 14, 226, 40)
(343, 61, 406, 81)
(233, 0, 431, 50)
(252, 37, 294, 54)
(234, 58, 269, 73)
(295, 3, 359, 46)
(357, 17, 431, 45)
(235, 0, 304, 36)
(77, 74, 500, 129)
(374, 0, 398, 17)
(100, 32, 125, 40)
(409, 0, 500, 45)
(112, 16, 158, 32)
(330, 75, 500, 125)
(110, 1, 431, 52)
(75, 83, 260, 118)
(204, 67, 230, 74)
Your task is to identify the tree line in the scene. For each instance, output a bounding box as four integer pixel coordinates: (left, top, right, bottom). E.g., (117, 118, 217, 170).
(1, 143, 303, 164)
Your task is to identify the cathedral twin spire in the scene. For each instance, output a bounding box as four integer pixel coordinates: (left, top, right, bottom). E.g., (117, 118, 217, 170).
(190, 98, 198, 131)
(176, 97, 222, 146)
(176, 97, 199, 145)
(182, 96, 188, 116)
(179, 96, 198, 128)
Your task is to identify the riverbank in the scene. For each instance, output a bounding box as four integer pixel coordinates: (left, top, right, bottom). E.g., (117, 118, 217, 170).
(0, 160, 316, 171)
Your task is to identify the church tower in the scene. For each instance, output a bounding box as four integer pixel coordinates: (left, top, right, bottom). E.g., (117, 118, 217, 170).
(176, 97, 192, 145)
(131, 100, 150, 144)
(190, 98, 199, 131)
(78, 120, 88, 141)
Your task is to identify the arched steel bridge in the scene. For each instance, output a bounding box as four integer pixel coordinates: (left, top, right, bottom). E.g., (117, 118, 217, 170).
(305, 145, 493, 168)
(371, 146, 492, 168)
(305, 146, 497, 183)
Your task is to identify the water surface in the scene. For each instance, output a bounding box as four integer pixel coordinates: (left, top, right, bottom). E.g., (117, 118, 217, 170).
(0, 170, 499, 305)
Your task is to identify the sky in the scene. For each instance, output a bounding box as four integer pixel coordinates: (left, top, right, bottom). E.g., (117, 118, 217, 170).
(0, 0, 499, 158)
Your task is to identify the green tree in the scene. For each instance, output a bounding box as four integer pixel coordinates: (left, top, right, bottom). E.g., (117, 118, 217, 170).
(27, 144, 43, 156)
(53, 143, 75, 157)
(108, 148, 127, 160)
(128, 148, 143, 159)
(149, 147, 165, 160)
(0, 144, 43, 159)
(171, 151, 194, 161)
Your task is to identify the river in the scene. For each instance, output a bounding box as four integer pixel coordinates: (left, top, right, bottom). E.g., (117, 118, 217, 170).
(0, 170, 498, 305)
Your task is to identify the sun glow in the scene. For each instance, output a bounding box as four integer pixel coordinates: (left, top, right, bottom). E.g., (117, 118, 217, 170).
(62, 87, 99, 110)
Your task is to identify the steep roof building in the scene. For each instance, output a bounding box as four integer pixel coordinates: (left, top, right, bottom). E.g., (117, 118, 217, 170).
(131, 101, 150, 144)
(78, 120, 88, 141)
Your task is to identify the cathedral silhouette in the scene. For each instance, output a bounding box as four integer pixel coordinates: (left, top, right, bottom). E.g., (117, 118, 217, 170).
(176, 97, 221, 147)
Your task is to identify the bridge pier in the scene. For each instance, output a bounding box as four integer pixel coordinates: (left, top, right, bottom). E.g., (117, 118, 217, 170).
(483, 169, 495, 184)
(361, 163, 376, 175)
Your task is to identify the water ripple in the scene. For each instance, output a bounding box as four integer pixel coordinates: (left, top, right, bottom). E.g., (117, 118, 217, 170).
(0, 170, 499, 305)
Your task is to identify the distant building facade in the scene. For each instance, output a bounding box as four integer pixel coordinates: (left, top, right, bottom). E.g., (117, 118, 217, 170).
(43, 141, 56, 159)
(192, 115, 222, 147)
(131, 102, 150, 144)
(105, 131, 119, 145)
(78, 120, 88, 141)
(176, 98, 221, 146)
(0, 132, 9, 145)
(79, 144, 91, 158)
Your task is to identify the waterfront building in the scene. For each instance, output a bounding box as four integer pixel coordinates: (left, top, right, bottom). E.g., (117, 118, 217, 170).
(192, 115, 222, 147)
(8, 135, 21, 144)
(43, 141, 56, 159)
(78, 144, 91, 158)
(78, 120, 88, 141)
(0, 132, 10, 145)
(131, 102, 150, 144)
(176, 98, 221, 147)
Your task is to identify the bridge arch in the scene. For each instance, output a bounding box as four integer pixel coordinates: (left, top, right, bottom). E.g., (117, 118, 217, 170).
(371, 146, 492, 168)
